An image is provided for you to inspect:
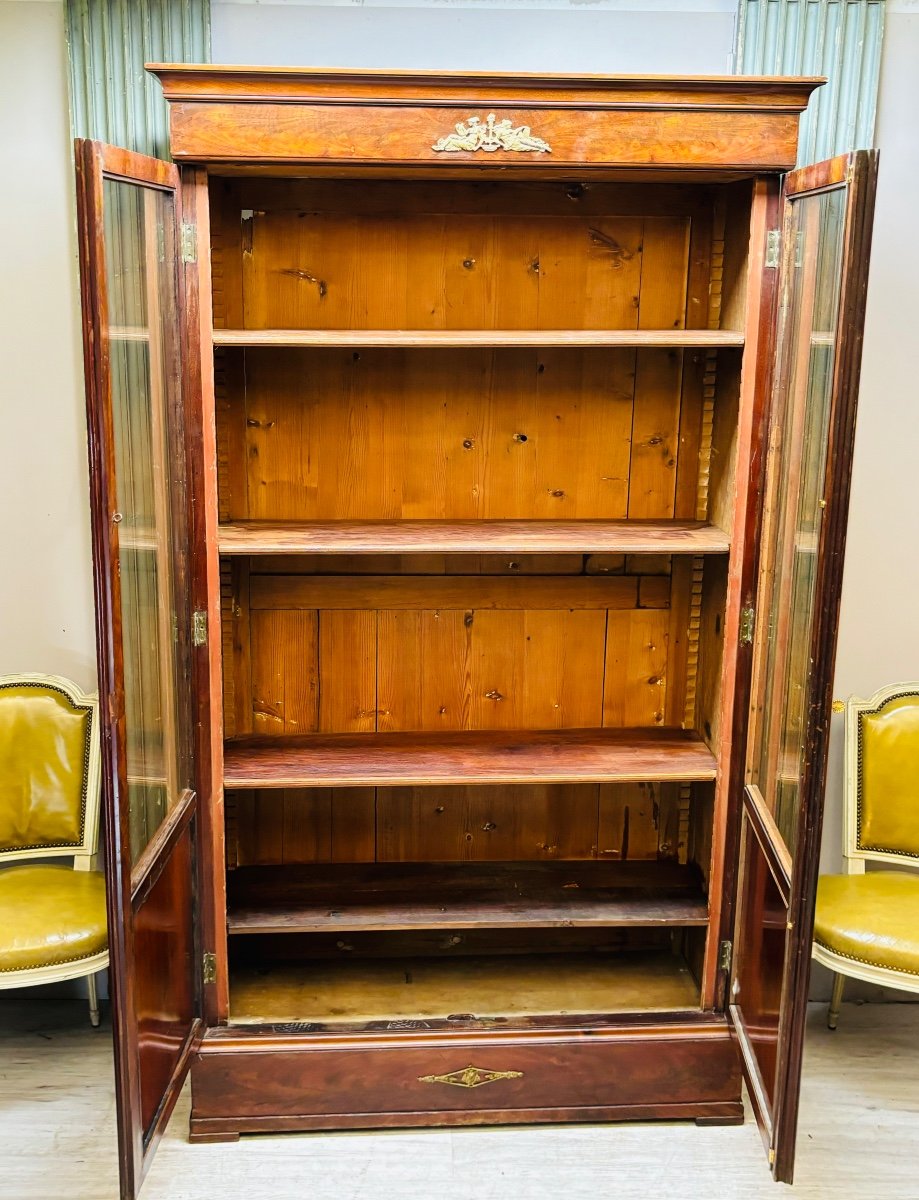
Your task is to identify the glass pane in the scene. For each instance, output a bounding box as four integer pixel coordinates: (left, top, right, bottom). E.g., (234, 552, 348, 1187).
(103, 178, 192, 866)
(746, 186, 846, 857)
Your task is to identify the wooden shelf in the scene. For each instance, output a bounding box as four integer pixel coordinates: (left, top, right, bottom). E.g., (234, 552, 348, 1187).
(217, 519, 731, 556)
(212, 328, 745, 349)
(223, 728, 717, 789)
(227, 862, 709, 935)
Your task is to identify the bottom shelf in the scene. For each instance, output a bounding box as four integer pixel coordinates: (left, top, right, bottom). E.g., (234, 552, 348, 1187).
(226, 861, 709, 934)
(229, 948, 701, 1025)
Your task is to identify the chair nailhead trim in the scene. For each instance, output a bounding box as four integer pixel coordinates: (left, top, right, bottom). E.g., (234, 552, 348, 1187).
(0, 946, 107, 973)
(814, 938, 919, 977)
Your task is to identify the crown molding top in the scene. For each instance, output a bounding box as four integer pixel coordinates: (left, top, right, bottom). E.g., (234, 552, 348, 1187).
(147, 63, 824, 112)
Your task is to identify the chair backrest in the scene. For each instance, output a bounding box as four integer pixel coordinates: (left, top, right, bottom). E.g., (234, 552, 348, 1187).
(844, 683, 919, 871)
(0, 674, 101, 868)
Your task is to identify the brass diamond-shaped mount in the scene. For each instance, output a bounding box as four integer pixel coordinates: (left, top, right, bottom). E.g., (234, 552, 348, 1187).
(418, 1065, 524, 1088)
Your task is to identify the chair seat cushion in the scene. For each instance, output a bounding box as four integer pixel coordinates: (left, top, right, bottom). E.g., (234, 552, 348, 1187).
(815, 871, 919, 976)
(0, 864, 107, 974)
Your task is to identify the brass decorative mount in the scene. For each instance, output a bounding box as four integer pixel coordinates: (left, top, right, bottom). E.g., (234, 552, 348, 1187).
(432, 113, 551, 154)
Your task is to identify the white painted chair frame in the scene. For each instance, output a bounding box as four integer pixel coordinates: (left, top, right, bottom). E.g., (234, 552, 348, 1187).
(813, 682, 919, 1028)
(0, 673, 107, 1025)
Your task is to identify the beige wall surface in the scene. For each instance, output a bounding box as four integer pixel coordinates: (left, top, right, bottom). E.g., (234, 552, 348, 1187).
(820, 9, 919, 876)
(0, 0, 96, 692)
(811, 7, 919, 1002)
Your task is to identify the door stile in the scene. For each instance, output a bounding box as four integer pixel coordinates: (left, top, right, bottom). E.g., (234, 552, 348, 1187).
(701, 176, 782, 1010)
(76, 135, 146, 1200)
(180, 164, 230, 1025)
(768, 149, 878, 1183)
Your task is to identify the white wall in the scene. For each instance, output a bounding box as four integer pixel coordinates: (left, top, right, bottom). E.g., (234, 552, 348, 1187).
(820, 9, 919, 876)
(0, 0, 99, 1002)
(811, 6, 919, 1002)
(0, 0, 96, 692)
(211, 0, 737, 73)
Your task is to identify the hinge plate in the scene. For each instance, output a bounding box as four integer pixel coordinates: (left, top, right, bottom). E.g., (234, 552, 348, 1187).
(719, 939, 733, 973)
(192, 609, 208, 646)
(739, 605, 755, 646)
(765, 229, 781, 269)
(202, 952, 217, 985)
(180, 222, 197, 264)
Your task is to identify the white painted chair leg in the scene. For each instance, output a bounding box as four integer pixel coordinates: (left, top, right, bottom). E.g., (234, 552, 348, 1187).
(88, 972, 101, 1028)
(828, 972, 845, 1030)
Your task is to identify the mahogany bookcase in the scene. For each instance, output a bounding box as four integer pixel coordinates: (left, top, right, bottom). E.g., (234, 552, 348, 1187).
(74, 67, 876, 1198)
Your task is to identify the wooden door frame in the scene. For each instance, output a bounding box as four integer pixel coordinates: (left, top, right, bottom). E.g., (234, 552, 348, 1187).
(75, 139, 205, 1199)
(724, 150, 878, 1182)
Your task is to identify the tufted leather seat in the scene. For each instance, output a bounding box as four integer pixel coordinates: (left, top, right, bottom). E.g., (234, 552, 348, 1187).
(815, 871, 919, 976)
(0, 863, 107, 973)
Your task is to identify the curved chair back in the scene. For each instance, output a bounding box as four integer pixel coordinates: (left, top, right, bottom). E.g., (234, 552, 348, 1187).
(844, 683, 919, 872)
(0, 674, 101, 868)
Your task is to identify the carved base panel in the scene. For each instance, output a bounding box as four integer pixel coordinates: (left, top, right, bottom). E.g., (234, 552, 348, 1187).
(189, 1018, 742, 1139)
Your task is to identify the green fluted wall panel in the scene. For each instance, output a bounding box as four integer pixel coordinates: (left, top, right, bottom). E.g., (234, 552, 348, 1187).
(735, 0, 884, 164)
(66, 0, 210, 160)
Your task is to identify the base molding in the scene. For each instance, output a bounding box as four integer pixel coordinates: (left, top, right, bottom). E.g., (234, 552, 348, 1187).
(189, 1016, 742, 1139)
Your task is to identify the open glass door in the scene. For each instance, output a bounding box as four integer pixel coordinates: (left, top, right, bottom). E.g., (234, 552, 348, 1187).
(729, 150, 878, 1182)
(76, 141, 202, 1200)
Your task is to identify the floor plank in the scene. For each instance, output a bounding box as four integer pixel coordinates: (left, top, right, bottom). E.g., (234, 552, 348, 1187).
(1, 999, 917, 1199)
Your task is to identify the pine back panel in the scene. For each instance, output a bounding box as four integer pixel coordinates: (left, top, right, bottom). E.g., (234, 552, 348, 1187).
(224, 564, 681, 738)
(227, 781, 683, 867)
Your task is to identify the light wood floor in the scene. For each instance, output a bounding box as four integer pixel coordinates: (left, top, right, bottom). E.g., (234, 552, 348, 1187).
(1, 1000, 917, 1200)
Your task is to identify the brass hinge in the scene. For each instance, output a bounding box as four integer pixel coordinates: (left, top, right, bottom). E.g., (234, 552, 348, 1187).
(793, 230, 805, 267)
(765, 229, 781, 268)
(719, 940, 733, 973)
(768, 1147, 776, 1166)
(202, 952, 217, 985)
(740, 605, 755, 646)
(180, 222, 197, 264)
(192, 609, 208, 646)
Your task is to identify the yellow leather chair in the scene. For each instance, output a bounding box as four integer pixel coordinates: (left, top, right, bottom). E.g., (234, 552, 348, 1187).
(813, 683, 919, 1029)
(0, 673, 107, 1025)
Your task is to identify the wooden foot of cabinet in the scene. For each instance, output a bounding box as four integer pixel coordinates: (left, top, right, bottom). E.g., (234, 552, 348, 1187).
(189, 1018, 742, 1139)
(694, 1112, 746, 1127)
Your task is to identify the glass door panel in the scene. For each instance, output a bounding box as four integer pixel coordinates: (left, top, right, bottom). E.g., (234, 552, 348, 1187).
(103, 177, 194, 867)
(746, 186, 847, 857)
(729, 150, 878, 1183)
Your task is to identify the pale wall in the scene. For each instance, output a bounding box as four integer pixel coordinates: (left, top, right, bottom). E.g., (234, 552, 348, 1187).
(210, 0, 737, 73)
(811, 7, 919, 1002)
(0, 0, 96, 691)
